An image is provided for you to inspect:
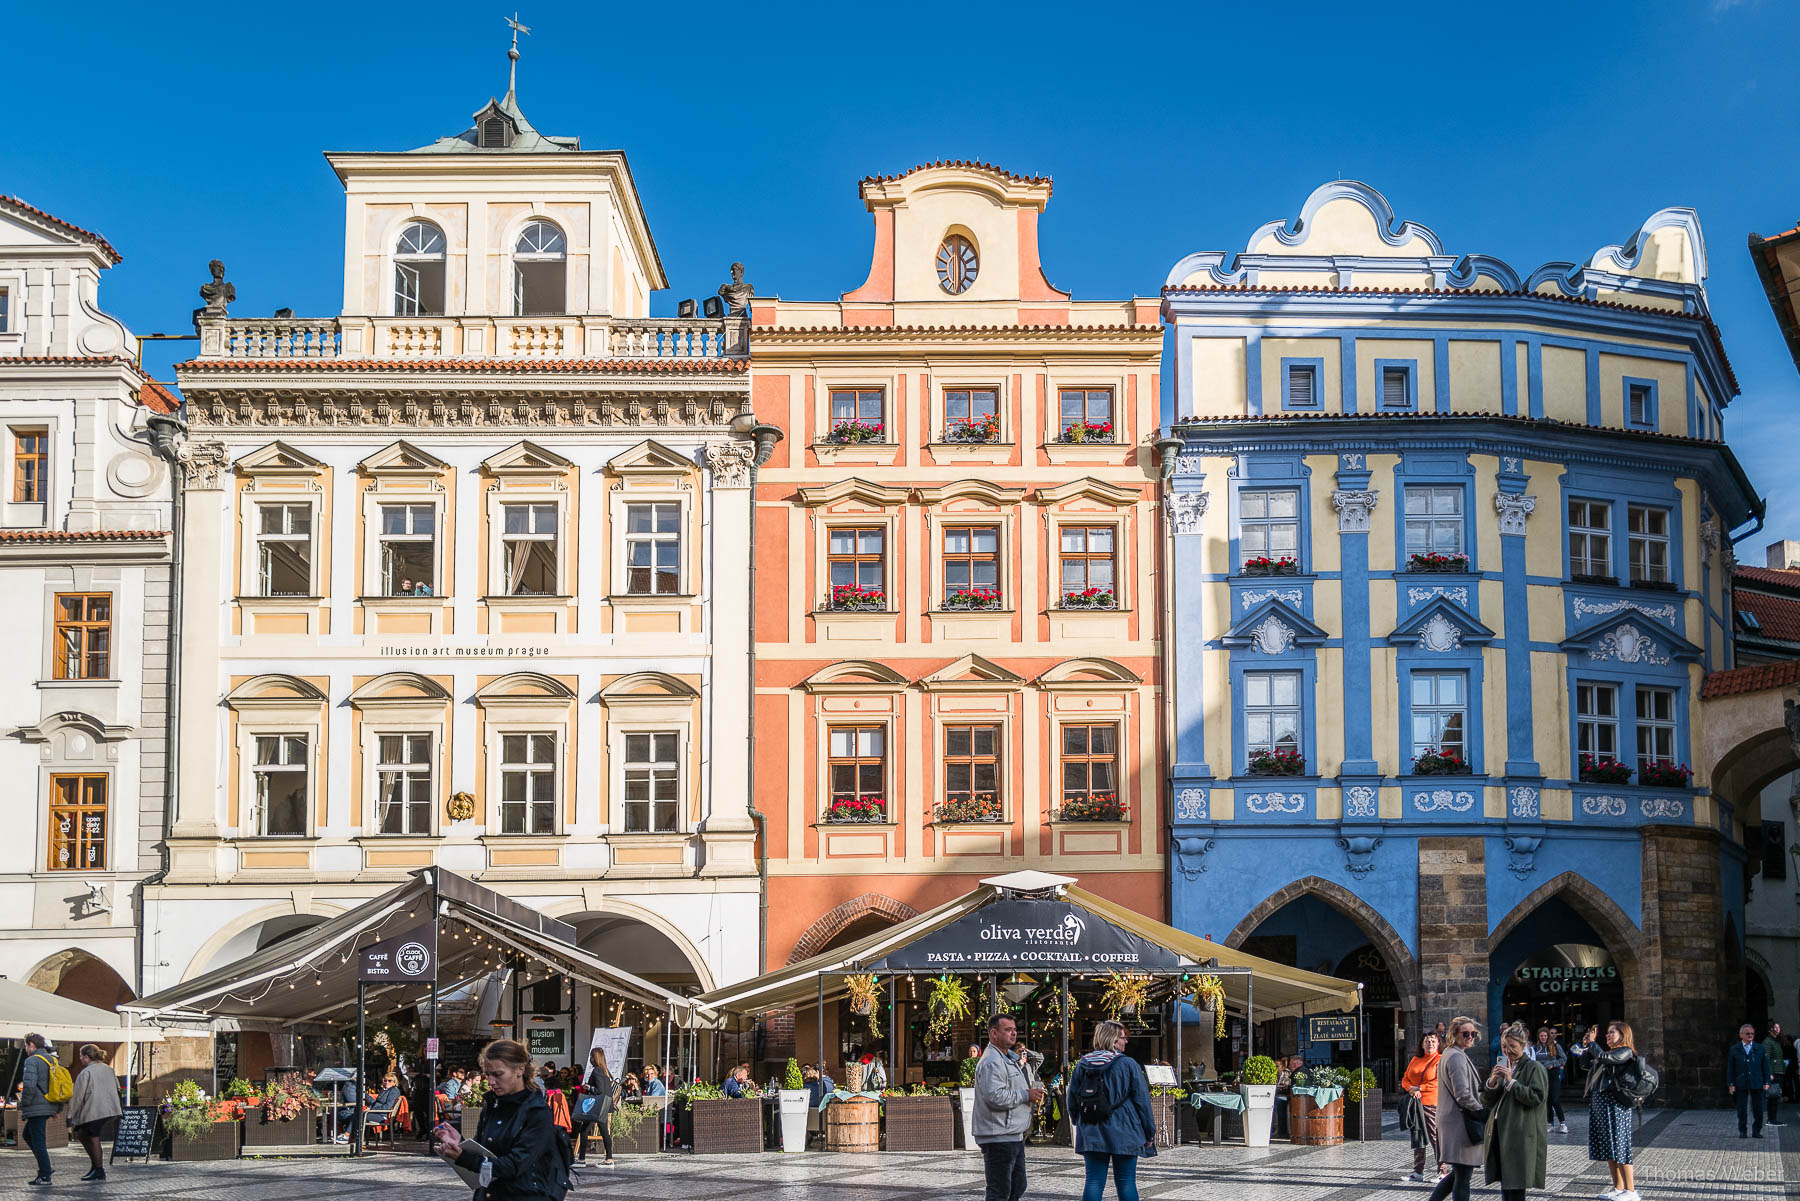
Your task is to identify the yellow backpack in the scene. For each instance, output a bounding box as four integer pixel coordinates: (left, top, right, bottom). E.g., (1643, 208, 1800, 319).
(33, 1054, 73, 1104)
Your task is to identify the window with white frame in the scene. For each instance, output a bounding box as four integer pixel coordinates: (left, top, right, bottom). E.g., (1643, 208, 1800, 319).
(1410, 671, 1467, 761)
(498, 732, 556, 834)
(1568, 499, 1612, 578)
(1404, 486, 1465, 558)
(513, 220, 567, 317)
(380, 504, 437, 596)
(1634, 686, 1677, 774)
(500, 503, 559, 595)
(1059, 526, 1116, 602)
(828, 388, 885, 436)
(255, 503, 314, 596)
(622, 731, 680, 833)
(1576, 682, 1619, 761)
(624, 503, 681, 594)
(1244, 671, 1303, 755)
(942, 524, 1000, 604)
(251, 734, 309, 836)
(1238, 488, 1300, 568)
(1627, 505, 1670, 585)
(393, 220, 446, 317)
(374, 733, 433, 835)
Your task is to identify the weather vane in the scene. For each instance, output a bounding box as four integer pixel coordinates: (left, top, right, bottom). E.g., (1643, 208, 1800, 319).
(504, 12, 530, 96)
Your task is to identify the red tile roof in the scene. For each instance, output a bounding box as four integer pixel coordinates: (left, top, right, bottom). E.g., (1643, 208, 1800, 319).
(1735, 589, 1800, 643)
(137, 380, 180, 414)
(1734, 564, 1800, 591)
(0, 529, 168, 543)
(859, 161, 1053, 194)
(0, 196, 122, 264)
(1164, 283, 1738, 393)
(1702, 657, 1800, 698)
(0, 355, 138, 369)
(175, 357, 748, 375)
(1749, 226, 1800, 375)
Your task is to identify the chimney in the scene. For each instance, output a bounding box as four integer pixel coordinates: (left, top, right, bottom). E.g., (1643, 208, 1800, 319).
(1766, 540, 1800, 571)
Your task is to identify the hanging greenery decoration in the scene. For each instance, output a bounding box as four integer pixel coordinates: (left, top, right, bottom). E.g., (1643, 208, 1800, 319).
(844, 973, 882, 1039)
(925, 974, 972, 1044)
(1188, 974, 1228, 1039)
(1099, 972, 1153, 1021)
(975, 976, 1014, 1031)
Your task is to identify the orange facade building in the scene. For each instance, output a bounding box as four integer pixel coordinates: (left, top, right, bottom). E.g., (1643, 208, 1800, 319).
(748, 163, 1166, 989)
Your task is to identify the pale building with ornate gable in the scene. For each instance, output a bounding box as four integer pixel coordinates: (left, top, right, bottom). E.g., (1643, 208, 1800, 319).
(151, 59, 774, 1071)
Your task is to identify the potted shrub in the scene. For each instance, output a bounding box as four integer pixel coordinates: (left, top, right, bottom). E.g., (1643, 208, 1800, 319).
(1239, 1054, 1279, 1147)
(1410, 748, 1469, 776)
(458, 1076, 488, 1138)
(942, 587, 1002, 610)
(777, 1058, 809, 1154)
(1407, 551, 1470, 573)
(827, 419, 884, 444)
(1060, 587, 1117, 609)
(821, 795, 886, 824)
(933, 793, 1003, 824)
(1578, 753, 1633, 785)
(1060, 420, 1115, 443)
(685, 1081, 763, 1154)
(1247, 748, 1306, 776)
(162, 1083, 242, 1161)
(1638, 760, 1692, 788)
(610, 1099, 661, 1156)
(827, 583, 886, 612)
(882, 1082, 955, 1151)
(1344, 1068, 1382, 1141)
(957, 1053, 979, 1151)
(1053, 793, 1127, 822)
(945, 413, 1001, 443)
(244, 1079, 322, 1148)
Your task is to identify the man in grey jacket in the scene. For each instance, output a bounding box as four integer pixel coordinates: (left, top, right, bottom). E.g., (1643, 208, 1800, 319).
(973, 1015, 1043, 1201)
(19, 1032, 62, 1186)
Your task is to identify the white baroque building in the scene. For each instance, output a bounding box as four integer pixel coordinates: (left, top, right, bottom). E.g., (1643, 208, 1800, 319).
(0, 194, 176, 1011)
(150, 65, 774, 1070)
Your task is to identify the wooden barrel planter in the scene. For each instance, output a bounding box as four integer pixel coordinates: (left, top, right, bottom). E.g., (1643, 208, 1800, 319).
(243, 1110, 318, 1149)
(164, 1119, 242, 1161)
(881, 1096, 954, 1151)
(687, 1098, 763, 1154)
(823, 1099, 879, 1153)
(1288, 1094, 1343, 1146)
(1345, 1090, 1383, 1140)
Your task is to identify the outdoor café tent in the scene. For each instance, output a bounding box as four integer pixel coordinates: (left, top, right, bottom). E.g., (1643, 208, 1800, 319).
(696, 870, 1361, 1021)
(0, 978, 164, 1044)
(123, 869, 711, 1032)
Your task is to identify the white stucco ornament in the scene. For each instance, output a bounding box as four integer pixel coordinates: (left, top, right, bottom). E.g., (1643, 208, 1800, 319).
(1245, 793, 1305, 814)
(1176, 788, 1208, 821)
(1495, 492, 1537, 536)
(1418, 612, 1462, 653)
(1241, 589, 1303, 609)
(1640, 797, 1684, 819)
(1413, 789, 1475, 813)
(1165, 491, 1209, 534)
(1344, 786, 1378, 818)
(1508, 786, 1540, 819)
(1331, 489, 1379, 533)
(704, 441, 754, 488)
(1581, 795, 1629, 817)
(1589, 623, 1670, 666)
(1250, 615, 1295, 655)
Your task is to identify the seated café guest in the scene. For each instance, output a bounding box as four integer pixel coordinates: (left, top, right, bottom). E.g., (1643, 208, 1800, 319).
(620, 1073, 643, 1103)
(1277, 1053, 1305, 1086)
(441, 1067, 464, 1100)
(642, 1064, 667, 1097)
(722, 1064, 751, 1098)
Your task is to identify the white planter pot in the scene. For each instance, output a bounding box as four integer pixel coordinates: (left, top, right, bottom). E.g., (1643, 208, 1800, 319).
(1240, 1083, 1276, 1147)
(777, 1089, 811, 1153)
(959, 1087, 978, 1151)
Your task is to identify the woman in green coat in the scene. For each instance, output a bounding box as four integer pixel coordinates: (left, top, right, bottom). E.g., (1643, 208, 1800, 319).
(1483, 1021, 1549, 1200)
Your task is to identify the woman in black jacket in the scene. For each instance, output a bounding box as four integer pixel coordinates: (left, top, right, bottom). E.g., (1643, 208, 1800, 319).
(576, 1046, 617, 1166)
(435, 1040, 568, 1201)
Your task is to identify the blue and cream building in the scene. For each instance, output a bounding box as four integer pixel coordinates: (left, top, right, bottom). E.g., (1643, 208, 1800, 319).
(1159, 181, 1759, 1103)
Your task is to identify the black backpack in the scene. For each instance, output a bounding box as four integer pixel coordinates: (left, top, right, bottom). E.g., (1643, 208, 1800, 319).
(1073, 1058, 1125, 1126)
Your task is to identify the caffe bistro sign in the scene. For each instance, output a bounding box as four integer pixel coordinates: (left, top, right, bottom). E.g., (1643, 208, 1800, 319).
(869, 900, 1188, 972)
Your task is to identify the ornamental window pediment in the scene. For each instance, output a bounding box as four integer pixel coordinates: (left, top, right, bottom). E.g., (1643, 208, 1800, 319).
(1560, 612, 1700, 666)
(1220, 599, 1328, 655)
(1035, 657, 1141, 691)
(235, 440, 326, 487)
(358, 440, 450, 480)
(225, 673, 329, 710)
(346, 672, 453, 709)
(914, 479, 1027, 507)
(1385, 597, 1495, 653)
(920, 654, 1026, 692)
(604, 439, 699, 481)
(1035, 477, 1142, 509)
(481, 440, 574, 480)
(802, 660, 909, 694)
(797, 477, 909, 509)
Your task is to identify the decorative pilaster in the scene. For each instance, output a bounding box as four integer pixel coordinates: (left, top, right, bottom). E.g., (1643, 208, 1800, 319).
(167, 441, 230, 880)
(698, 439, 758, 875)
(1334, 455, 1380, 778)
(1166, 469, 1213, 795)
(1330, 488, 1379, 533)
(1496, 454, 1540, 778)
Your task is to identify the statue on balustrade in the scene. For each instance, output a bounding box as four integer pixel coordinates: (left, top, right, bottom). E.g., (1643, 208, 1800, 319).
(717, 262, 754, 316)
(193, 259, 235, 329)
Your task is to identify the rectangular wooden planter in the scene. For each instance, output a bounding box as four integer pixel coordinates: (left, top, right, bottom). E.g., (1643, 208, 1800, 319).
(610, 1111, 663, 1156)
(242, 1110, 318, 1149)
(687, 1098, 763, 1154)
(460, 1107, 482, 1139)
(1345, 1091, 1384, 1141)
(882, 1096, 955, 1151)
(164, 1120, 242, 1161)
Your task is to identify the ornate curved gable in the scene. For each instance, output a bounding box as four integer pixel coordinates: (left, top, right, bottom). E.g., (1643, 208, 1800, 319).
(599, 671, 700, 700)
(225, 674, 329, 709)
(913, 479, 1027, 506)
(473, 671, 577, 707)
(797, 477, 910, 509)
(1036, 657, 1141, 690)
(802, 660, 909, 693)
(347, 672, 453, 708)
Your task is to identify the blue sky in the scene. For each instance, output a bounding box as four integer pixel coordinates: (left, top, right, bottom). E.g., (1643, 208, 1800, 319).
(11, 1, 1797, 542)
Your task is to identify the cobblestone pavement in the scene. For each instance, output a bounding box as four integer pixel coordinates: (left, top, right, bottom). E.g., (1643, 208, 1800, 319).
(0, 1106, 1785, 1199)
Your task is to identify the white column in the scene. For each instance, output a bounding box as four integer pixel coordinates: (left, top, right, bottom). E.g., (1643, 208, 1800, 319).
(167, 441, 231, 880)
(697, 441, 756, 876)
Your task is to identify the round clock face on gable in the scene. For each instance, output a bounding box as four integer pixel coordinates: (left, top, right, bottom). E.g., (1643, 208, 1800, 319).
(936, 234, 978, 294)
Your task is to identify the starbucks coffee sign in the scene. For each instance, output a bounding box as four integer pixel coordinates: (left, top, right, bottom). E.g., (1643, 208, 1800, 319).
(1510, 944, 1617, 996)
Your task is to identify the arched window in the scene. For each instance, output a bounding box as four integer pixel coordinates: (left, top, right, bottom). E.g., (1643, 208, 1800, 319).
(393, 221, 447, 317)
(937, 233, 978, 294)
(513, 221, 567, 317)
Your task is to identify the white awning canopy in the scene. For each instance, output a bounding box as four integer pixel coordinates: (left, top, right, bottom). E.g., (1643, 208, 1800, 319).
(0, 979, 164, 1044)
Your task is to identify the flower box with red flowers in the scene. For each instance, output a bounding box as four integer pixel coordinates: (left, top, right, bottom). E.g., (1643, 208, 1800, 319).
(1059, 421, 1115, 444)
(1059, 587, 1117, 610)
(1407, 552, 1471, 573)
(827, 584, 887, 612)
(944, 414, 1001, 444)
(1242, 556, 1299, 577)
(822, 795, 887, 825)
(1054, 793, 1127, 822)
(1637, 760, 1693, 788)
(1578, 754, 1633, 785)
(1410, 749, 1471, 776)
(942, 587, 1002, 611)
(1247, 748, 1306, 776)
(933, 793, 1003, 824)
(828, 419, 885, 444)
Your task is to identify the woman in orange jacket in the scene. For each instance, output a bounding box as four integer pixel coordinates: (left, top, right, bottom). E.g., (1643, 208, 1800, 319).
(1401, 1031, 1444, 1182)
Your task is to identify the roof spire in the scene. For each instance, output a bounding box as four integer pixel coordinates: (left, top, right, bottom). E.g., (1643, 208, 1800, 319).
(503, 11, 530, 103)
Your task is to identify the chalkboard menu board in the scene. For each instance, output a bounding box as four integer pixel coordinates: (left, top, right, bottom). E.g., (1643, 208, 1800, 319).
(214, 1033, 239, 1089)
(110, 1106, 157, 1163)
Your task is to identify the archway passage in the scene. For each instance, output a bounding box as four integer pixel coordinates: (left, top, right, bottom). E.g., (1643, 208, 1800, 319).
(26, 947, 134, 1011)
(1227, 880, 1421, 1088)
(786, 893, 919, 964)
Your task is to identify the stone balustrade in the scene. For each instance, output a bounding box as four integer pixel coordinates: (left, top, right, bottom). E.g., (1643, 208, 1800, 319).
(195, 314, 747, 361)
(609, 317, 744, 359)
(213, 318, 343, 359)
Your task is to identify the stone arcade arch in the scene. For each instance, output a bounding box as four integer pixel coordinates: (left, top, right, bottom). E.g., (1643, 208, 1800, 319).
(786, 892, 920, 965)
(1487, 871, 1645, 1048)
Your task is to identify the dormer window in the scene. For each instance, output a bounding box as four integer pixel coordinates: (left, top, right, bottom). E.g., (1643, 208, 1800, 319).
(393, 220, 447, 317)
(480, 114, 514, 149)
(513, 221, 567, 317)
